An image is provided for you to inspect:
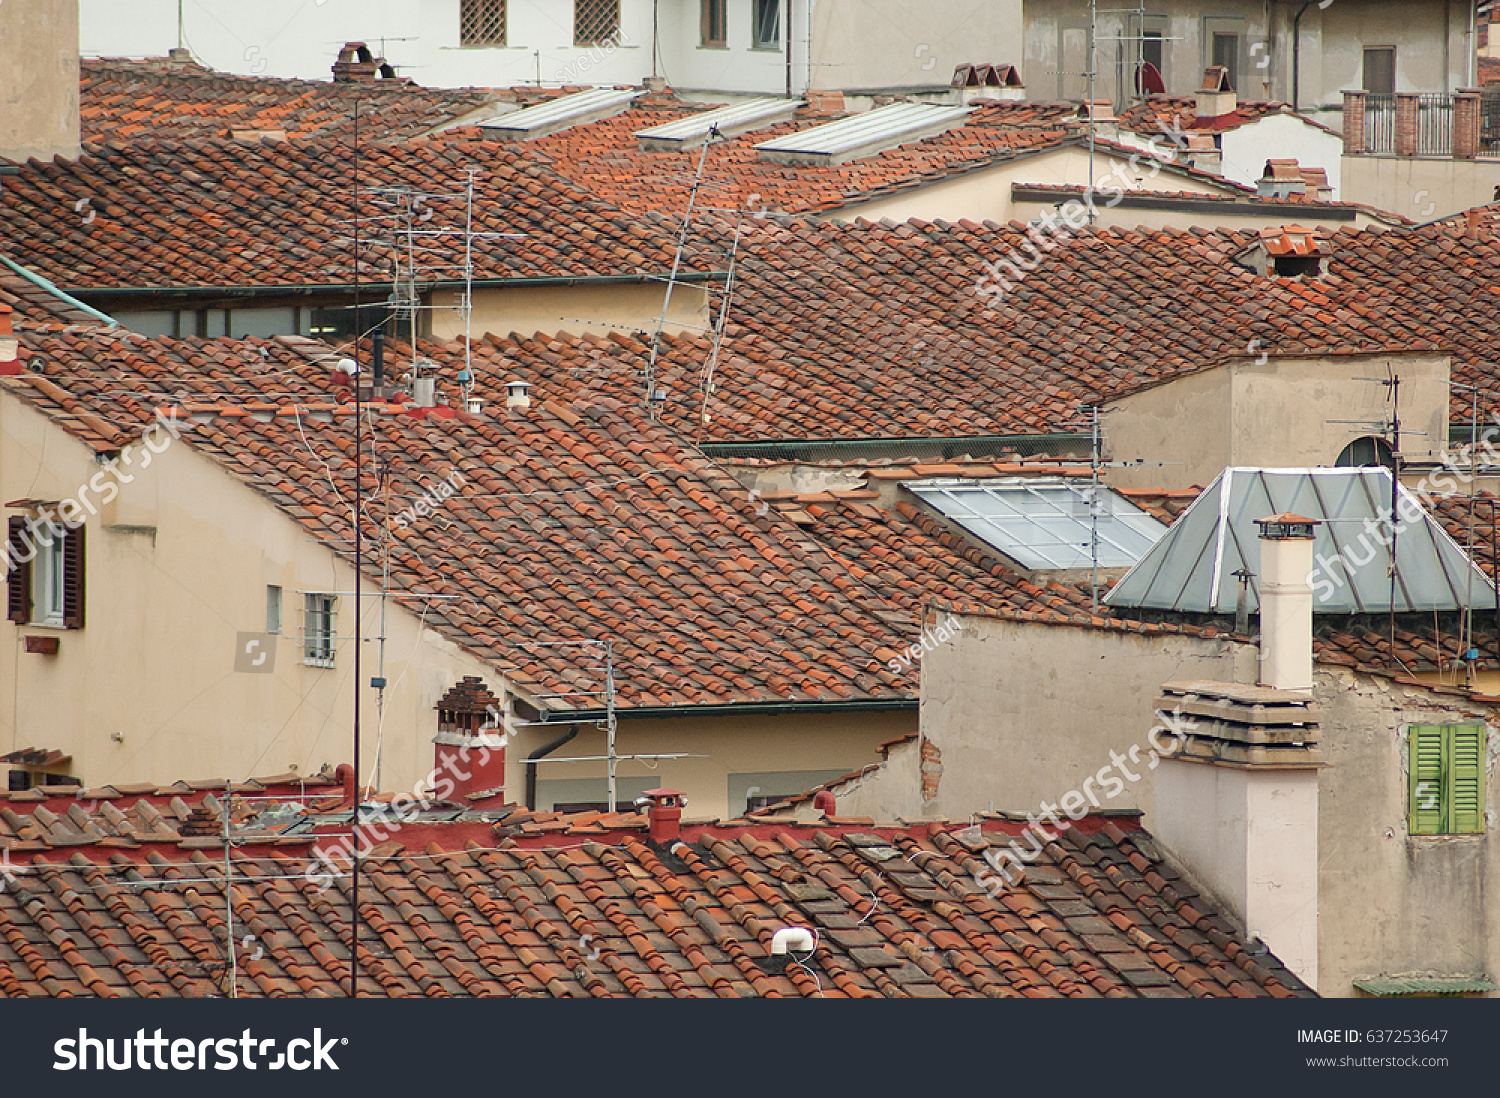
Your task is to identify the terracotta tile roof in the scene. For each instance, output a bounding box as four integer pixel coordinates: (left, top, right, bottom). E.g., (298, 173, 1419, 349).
(5, 328, 917, 712)
(496, 95, 1086, 216)
(1119, 96, 1340, 138)
(0, 136, 694, 292)
(0, 802, 1313, 997)
(0, 263, 105, 325)
(80, 57, 500, 143)
(1011, 182, 1408, 224)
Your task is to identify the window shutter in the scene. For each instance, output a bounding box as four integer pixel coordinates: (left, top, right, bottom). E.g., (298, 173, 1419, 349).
(6, 517, 31, 624)
(1408, 724, 1446, 835)
(62, 523, 85, 629)
(1448, 723, 1486, 835)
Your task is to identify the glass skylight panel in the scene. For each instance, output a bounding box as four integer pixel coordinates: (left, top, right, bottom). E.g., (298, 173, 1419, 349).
(477, 88, 643, 140)
(755, 102, 973, 165)
(908, 480, 1167, 571)
(635, 98, 800, 150)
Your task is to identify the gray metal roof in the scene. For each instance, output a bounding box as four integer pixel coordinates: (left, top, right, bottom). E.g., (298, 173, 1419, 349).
(1104, 467, 1497, 614)
(907, 478, 1167, 571)
(478, 88, 643, 140)
(635, 98, 800, 150)
(755, 102, 973, 165)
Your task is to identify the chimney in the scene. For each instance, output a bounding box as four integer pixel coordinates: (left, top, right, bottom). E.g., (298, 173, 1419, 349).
(0, 0, 81, 162)
(1258, 159, 1308, 200)
(332, 41, 400, 83)
(802, 90, 844, 114)
(1076, 99, 1119, 140)
(0, 305, 19, 376)
(1195, 65, 1237, 121)
(1255, 513, 1319, 693)
(642, 788, 686, 843)
(432, 677, 508, 800)
(1150, 681, 1322, 990)
(1466, 209, 1485, 239)
(951, 63, 1025, 105)
(504, 379, 532, 410)
(812, 789, 837, 816)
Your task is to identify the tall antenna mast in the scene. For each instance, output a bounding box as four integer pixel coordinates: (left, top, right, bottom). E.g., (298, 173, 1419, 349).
(350, 96, 363, 1002)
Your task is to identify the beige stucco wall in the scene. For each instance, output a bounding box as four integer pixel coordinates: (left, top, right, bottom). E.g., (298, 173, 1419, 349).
(513, 707, 916, 820)
(1341, 156, 1500, 222)
(917, 609, 1499, 995)
(1103, 352, 1451, 492)
(0, 386, 503, 795)
(918, 614, 1258, 822)
(0, 0, 80, 162)
(811, 2, 1024, 93)
(1313, 665, 1499, 996)
(821, 145, 1234, 227)
(429, 282, 711, 343)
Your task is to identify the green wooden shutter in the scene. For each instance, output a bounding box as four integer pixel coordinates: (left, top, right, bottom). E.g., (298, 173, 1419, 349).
(1408, 724, 1446, 835)
(1448, 723, 1486, 835)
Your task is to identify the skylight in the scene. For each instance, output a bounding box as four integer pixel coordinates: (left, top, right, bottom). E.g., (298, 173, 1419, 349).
(755, 102, 973, 165)
(907, 478, 1167, 571)
(477, 88, 643, 141)
(635, 98, 800, 151)
(1104, 467, 1497, 614)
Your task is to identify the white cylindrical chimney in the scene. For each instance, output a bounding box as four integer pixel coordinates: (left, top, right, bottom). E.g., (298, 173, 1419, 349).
(1255, 514, 1320, 693)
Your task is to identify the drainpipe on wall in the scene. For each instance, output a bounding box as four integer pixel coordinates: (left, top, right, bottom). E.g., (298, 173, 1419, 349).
(1292, 0, 1312, 110)
(525, 724, 578, 810)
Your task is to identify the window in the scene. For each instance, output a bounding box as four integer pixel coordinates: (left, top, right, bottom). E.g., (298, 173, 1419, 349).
(1363, 47, 1396, 95)
(1336, 436, 1396, 469)
(702, 0, 727, 46)
(1211, 33, 1239, 92)
(1408, 723, 1486, 835)
(7, 769, 80, 791)
(1141, 31, 1163, 74)
(6, 516, 84, 629)
(304, 593, 337, 667)
(266, 585, 283, 634)
(460, 0, 507, 46)
(753, 0, 780, 47)
(574, 0, 620, 46)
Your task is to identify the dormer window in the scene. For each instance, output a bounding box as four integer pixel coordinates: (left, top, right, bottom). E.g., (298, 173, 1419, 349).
(1236, 225, 1332, 279)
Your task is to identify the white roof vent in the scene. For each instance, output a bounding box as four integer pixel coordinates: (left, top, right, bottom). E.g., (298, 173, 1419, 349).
(635, 98, 800, 151)
(478, 88, 644, 141)
(755, 102, 973, 165)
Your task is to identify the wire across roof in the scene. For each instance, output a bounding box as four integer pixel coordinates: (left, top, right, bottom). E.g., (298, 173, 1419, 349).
(755, 102, 974, 164)
(907, 478, 1167, 571)
(1105, 467, 1498, 614)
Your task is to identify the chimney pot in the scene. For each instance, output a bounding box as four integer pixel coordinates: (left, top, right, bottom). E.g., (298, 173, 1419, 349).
(643, 787, 686, 843)
(1255, 513, 1320, 692)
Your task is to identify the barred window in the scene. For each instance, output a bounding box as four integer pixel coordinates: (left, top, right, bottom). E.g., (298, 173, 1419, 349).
(304, 593, 337, 668)
(575, 0, 621, 46)
(460, 0, 507, 46)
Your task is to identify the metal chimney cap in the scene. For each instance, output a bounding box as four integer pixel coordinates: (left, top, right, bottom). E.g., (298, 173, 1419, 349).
(1255, 513, 1320, 539)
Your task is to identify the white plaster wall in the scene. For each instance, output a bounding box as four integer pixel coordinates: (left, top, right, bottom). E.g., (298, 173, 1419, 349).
(1221, 114, 1343, 196)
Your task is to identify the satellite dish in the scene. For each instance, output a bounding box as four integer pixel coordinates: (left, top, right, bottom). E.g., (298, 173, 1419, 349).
(1136, 62, 1166, 96)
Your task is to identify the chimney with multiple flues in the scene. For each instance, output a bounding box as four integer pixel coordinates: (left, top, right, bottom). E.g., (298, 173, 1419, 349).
(432, 677, 508, 800)
(1147, 514, 1324, 990)
(332, 41, 403, 83)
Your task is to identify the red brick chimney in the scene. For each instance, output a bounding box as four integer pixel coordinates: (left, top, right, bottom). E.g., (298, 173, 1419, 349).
(332, 42, 402, 83)
(642, 788, 686, 843)
(432, 677, 507, 799)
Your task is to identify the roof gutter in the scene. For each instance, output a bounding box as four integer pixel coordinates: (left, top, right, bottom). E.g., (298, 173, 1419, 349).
(71, 271, 726, 300)
(534, 697, 919, 722)
(0, 256, 121, 327)
(700, 433, 1091, 460)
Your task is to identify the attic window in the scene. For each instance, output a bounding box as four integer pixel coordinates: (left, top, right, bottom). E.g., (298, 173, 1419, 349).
(1273, 254, 1323, 277)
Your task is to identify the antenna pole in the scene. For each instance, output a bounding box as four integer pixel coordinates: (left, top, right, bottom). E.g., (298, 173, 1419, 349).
(646, 130, 716, 417)
(1091, 405, 1102, 613)
(350, 97, 362, 1002)
(223, 782, 236, 999)
(606, 639, 618, 812)
(1387, 372, 1401, 663)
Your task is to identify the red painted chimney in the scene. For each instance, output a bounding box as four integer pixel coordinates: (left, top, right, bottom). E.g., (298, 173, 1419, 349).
(643, 788, 686, 844)
(0, 305, 19, 376)
(812, 789, 837, 816)
(432, 677, 508, 800)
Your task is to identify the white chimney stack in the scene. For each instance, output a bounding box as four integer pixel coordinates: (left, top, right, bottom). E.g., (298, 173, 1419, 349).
(1255, 513, 1319, 693)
